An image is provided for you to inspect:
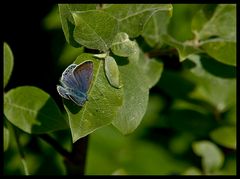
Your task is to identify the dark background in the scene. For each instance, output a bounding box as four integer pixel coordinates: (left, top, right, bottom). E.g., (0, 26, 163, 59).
(3, 3, 63, 102)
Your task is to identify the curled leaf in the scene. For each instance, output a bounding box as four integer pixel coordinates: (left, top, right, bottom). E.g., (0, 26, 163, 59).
(111, 32, 137, 57)
(104, 56, 122, 89)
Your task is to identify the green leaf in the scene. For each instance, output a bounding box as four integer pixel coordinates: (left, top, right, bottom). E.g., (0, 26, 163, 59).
(162, 34, 201, 61)
(59, 4, 172, 52)
(139, 51, 163, 88)
(142, 6, 172, 47)
(43, 5, 61, 30)
(4, 86, 67, 134)
(167, 109, 216, 137)
(62, 54, 123, 142)
(112, 46, 163, 134)
(200, 38, 236, 66)
(183, 167, 202, 175)
(191, 4, 217, 33)
(197, 4, 236, 41)
(4, 42, 14, 88)
(210, 126, 236, 150)
(186, 54, 236, 112)
(103, 4, 172, 38)
(58, 4, 96, 47)
(192, 140, 224, 174)
(104, 56, 121, 88)
(192, 4, 236, 66)
(72, 11, 118, 52)
(111, 32, 138, 57)
(4, 118, 10, 152)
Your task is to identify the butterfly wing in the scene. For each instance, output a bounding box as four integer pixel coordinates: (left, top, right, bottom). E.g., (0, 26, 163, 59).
(60, 64, 79, 89)
(73, 61, 93, 93)
(57, 85, 70, 100)
(68, 94, 87, 106)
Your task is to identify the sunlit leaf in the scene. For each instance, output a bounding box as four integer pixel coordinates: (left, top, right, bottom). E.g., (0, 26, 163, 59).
(4, 42, 14, 88)
(186, 54, 236, 112)
(103, 4, 172, 38)
(111, 32, 138, 57)
(210, 126, 236, 149)
(112, 45, 163, 134)
(192, 140, 224, 174)
(142, 6, 172, 47)
(58, 4, 96, 47)
(4, 86, 67, 134)
(72, 11, 118, 52)
(200, 38, 236, 66)
(162, 34, 201, 61)
(104, 56, 122, 88)
(62, 54, 123, 142)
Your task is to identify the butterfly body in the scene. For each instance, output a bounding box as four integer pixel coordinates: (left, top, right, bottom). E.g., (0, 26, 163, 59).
(57, 61, 93, 106)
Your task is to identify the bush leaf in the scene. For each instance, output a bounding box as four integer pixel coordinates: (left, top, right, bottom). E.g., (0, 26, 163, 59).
(194, 4, 236, 66)
(4, 86, 67, 134)
(112, 46, 163, 134)
(192, 140, 224, 174)
(111, 32, 138, 57)
(4, 42, 14, 88)
(104, 56, 121, 88)
(210, 126, 236, 149)
(186, 54, 236, 112)
(59, 4, 172, 52)
(162, 34, 201, 61)
(200, 38, 236, 66)
(62, 54, 123, 142)
(58, 4, 96, 47)
(103, 4, 172, 38)
(4, 118, 10, 152)
(142, 6, 172, 47)
(72, 10, 119, 52)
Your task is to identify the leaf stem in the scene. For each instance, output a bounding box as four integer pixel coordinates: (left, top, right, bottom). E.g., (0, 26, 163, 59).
(38, 133, 89, 175)
(13, 128, 29, 175)
(38, 134, 72, 160)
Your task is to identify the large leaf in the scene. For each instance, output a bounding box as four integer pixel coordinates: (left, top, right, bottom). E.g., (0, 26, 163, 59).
(192, 140, 224, 174)
(162, 34, 201, 61)
(72, 10, 119, 52)
(110, 32, 138, 57)
(210, 126, 236, 150)
(142, 6, 172, 47)
(185, 54, 236, 112)
(62, 53, 123, 142)
(200, 38, 236, 66)
(104, 56, 121, 88)
(194, 4, 236, 66)
(4, 118, 10, 152)
(112, 46, 163, 134)
(59, 4, 172, 52)
(58, 4, 96, 47)
(191, 4, 217, 33)
(103, 4, 172, 38)
(4, 86, 67, 134)
(4, 42, 14, 88)
(197, 4, 236, 41)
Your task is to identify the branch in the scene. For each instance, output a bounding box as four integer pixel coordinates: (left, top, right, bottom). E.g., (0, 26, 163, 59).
(64, 135, 89, 175)
(38, 134, 72, 160)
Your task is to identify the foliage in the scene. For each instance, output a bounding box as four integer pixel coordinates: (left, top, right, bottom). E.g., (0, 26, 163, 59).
(3, 4, 236, 175)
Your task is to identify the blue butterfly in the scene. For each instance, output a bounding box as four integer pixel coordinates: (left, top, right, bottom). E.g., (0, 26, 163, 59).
(57, 61, 93, 106)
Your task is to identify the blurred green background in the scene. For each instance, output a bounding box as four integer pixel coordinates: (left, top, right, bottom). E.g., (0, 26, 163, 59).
(3, 4, 236, 175)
